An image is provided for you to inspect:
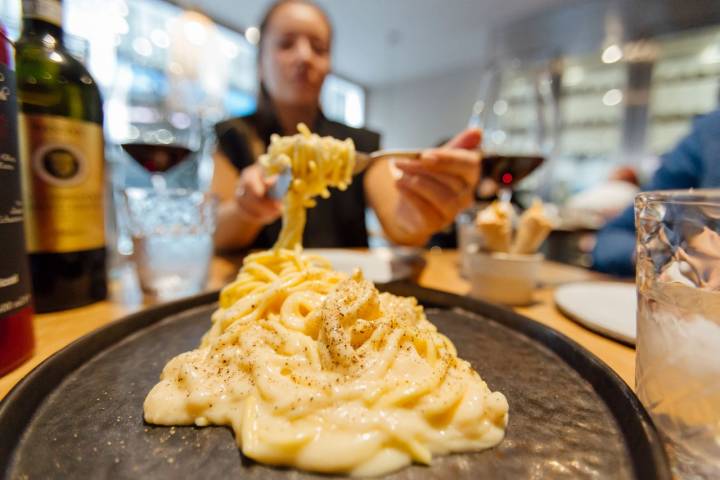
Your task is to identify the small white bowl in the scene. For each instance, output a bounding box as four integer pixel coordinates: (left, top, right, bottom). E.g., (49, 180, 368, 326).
(466, 251, 543, 306)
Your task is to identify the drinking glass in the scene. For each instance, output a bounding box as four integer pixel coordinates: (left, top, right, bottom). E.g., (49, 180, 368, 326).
(123, 188, 217, 301)
(635, 189, 720, 478)
(108, 106, 214, 258)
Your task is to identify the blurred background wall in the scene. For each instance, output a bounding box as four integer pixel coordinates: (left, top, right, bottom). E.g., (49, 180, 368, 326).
(2, 0, 720, 202)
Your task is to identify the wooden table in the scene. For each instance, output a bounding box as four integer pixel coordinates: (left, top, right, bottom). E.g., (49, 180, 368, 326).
(0, 250, 635, 400)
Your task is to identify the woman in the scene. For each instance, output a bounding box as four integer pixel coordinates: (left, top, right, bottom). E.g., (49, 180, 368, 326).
(212, 0, 481, 250)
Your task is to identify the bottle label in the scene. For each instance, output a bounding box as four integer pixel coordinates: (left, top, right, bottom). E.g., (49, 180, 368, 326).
(22, 0, 62, 27)
(19, 114, 105, 253)
(0, 65, 32, 316)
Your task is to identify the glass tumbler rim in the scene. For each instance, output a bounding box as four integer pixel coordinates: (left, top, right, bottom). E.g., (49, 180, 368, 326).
(122, 186, 216, 201)
(636, 189, 720, 206)
(121, 187, 218, 237)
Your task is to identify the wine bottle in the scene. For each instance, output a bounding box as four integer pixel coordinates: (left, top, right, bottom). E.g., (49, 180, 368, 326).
(16, 0, 107, 312)
(0, 21, 35, 376)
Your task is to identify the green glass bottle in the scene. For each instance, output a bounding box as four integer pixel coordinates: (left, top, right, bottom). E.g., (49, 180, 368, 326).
(16, 0, 107, 312)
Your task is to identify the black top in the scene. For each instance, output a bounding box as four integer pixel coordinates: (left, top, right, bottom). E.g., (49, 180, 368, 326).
(215, 108, 381, 249)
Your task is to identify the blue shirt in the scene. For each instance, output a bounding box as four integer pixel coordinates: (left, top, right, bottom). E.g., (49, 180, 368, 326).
(592, 109, 720, 277)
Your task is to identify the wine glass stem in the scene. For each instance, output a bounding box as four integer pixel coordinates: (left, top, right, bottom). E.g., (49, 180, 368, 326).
(499, 187, 512, 204)
(150, 174, 166, 191)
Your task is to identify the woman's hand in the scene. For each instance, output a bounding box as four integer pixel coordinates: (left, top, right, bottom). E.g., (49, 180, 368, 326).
(233, 163, 283, 225)
(391, 128, 481, 242)
(212, 151, 284, 251)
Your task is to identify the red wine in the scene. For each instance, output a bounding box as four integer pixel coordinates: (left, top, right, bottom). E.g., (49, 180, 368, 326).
(121, 143, 194, 173)
(0, 20, 34, 375)
(481, 154, 544, 187)
(17, 0, 107, 312)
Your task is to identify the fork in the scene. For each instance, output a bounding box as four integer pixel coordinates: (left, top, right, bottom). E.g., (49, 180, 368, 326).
(268, 149, 422, 200)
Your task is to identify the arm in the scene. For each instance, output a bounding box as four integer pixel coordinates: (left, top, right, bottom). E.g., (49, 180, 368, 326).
(592, 125, 704, 276)
(365, 159, 428, 246)
(365, 128, 481, 246)
(211, 150, 282, 251)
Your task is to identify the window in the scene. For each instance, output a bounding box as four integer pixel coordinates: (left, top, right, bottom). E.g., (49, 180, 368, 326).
(1, 0, 366, 128)
(322, 74, 366, 127)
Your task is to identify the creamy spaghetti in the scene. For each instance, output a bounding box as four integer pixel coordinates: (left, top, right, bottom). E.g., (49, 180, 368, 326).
(144, 125, 508, 477)
(260, 123, 355, 249)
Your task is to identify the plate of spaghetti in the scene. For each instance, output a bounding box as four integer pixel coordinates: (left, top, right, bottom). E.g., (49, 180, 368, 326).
(0, 126, 669, 480)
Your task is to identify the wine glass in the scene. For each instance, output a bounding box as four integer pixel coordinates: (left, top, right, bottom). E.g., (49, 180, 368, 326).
(108, 106, 207, 261)
(119, 109, 204, 191)
(469, 61, 554, 204)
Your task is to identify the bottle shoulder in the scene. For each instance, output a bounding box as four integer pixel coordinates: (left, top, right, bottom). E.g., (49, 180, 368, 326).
(16, 41, 97, 86)
(15, 38, 103, 122)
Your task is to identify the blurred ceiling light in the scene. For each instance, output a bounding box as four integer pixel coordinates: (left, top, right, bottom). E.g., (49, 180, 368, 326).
(602, 44, 623, 64)
(132, 37, 152, 57)
(168, 61, 183, 75)
(699, 44, 720, 64)
(116, 1, 129, 17)
(602, 88, 623, 106)
(155, 129, 174, 144)
(115, 17, 129, 35)
(472, 100, 484, 115)
(222, 39, 239, 59)
(129, 106, 159, 123)
(170, 112, 192, 129)
(564, 66, 584, 86)
(245, 26, 260, 45)
(150, 29, 170, 48)
(493, 100, 508, 116)
(490, 130, 507, 145)
(183, 12, 211, 46)
(127, 125, 139, 140)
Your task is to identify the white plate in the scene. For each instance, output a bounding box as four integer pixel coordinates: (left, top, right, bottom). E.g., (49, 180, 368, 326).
(303, 249, 411, 283)
(554, 281, 637, 344)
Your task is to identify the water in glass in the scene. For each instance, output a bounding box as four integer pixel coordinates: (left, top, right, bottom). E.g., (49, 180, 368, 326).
(124, 188, 216, 301)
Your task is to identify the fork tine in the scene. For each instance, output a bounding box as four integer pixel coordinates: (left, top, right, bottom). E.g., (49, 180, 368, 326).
(271, 149, 422, 199)
(268, 169, 293, 200)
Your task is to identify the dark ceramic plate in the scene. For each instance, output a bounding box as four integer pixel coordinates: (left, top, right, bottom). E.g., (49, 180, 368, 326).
(0, 283, 670, 479)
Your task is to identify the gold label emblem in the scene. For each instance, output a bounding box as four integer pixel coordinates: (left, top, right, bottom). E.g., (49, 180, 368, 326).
(20, 114, 105, 253)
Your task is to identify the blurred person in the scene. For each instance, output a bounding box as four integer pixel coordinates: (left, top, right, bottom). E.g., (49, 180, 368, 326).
(592, 109, 720, 277)
(212, 0, 480, 251)
(565, 165, 640, 222)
